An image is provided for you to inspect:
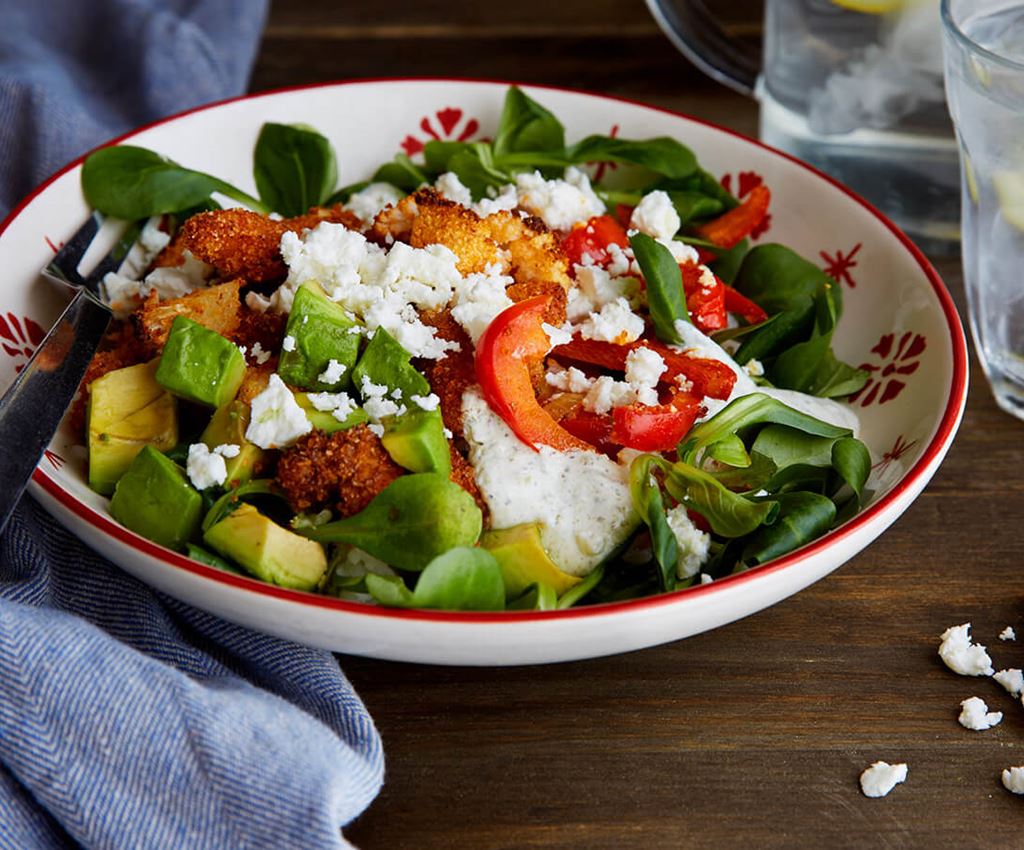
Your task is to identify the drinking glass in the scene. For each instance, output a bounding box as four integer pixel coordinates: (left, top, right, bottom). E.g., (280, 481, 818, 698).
(646, 0, 960, 251)
(943, 0, 1024, 418)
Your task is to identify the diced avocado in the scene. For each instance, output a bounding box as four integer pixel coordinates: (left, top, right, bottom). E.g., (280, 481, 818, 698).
(381, 408, 451, 474)
(350, 327, 430, 398)
(109, 445, 202, 550)
(155, 315, 246, 407)
(480, 523, 583, 598)
(88, 360, 178, 495)
(200, 399, 263, 486)
(203, 503, 327, 591)
(293, 392, 369, 433)
(277, 282, 361, 391)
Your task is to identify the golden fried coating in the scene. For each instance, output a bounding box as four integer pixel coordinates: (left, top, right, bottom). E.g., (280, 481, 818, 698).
(174, 205, 359, 284)
(132, 278, 242, 350)
(231, 306, 287, 357)
(236, 362, 278, 405)
(419, 308, 476, 437)
(409, 190, 504, 275)
(449, 443, 488, 521)
(506, 280, 568, 327)
(275, 426, 405, 517)
(369, 193, 419, 243)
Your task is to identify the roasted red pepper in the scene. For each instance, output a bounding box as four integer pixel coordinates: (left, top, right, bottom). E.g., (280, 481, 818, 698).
(550, 337, 737, 400)
(680, 263, 727, 333)
(560, 410, 616, 453)
(561, 215, 630, 268)
(723, 284, 768, 325)
(476, 295, 593, 453)
(692, 185, 771, 250)
(610, 392, 704, 452)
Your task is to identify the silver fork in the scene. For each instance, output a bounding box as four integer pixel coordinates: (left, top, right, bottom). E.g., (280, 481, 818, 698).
(0, 212, 143, 534)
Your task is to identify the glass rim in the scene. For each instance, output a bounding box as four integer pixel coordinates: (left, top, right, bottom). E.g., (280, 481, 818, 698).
(942, 0, 1024, 72)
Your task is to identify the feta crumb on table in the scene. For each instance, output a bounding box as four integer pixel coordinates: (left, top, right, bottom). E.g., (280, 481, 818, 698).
(993, 668, 1024, 696)
(1003, 767, 1024, 795)
(937, 623, 994, 677)
(958, 696, 1002, 731)
(859, 761, 908, 798)
(1000, 626, 1017, 641)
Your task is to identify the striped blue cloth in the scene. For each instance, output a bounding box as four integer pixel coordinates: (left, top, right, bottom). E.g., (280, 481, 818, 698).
(0, 2, 385, 847)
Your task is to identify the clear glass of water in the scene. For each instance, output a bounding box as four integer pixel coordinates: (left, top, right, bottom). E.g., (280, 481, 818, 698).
(943, 0, 1024, 418)
(760, 0, 960, 251)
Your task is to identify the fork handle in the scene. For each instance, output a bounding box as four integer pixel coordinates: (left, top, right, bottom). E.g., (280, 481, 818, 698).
(0, 289, 111, 534)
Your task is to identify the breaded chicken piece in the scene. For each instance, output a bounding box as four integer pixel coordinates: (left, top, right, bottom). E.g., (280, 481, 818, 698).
(449, 443, 488, 521)
(236, 362, 278, 405)
(132, 278, 243, 350)
(173, 205, 359, 284)
(231, 307, 287, 359)
(409, 190, 504, 275)
(369, 193, 419, 243)
(506, 280, 568, 327)
(419, 308, 476, 437)
(276, 426, 405, 517)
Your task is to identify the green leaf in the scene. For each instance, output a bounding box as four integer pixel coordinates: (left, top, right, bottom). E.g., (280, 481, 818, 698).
(507, 583, 559, 611)
(557, 563, 605, 609)
(81, 146, 267, 219)
(411, 547, 506, 611)
(422, 140, 472, 174)
(300, 473, 483, 571)
(666, 191, 726, 225)
(365, 574, 415, 607)
(662, 461, 778, 538)
(831, 437, 871, 502)
(629, 455, 679, 592)
(629, 232, 688, 342)
(706, 237, 749, 285)
(740, 492, 836, 566)
(253, 122, 338, 217)
(447, 146, 513, 200)
(733, 244, 834, 314)
(493, 86, 565, 156)
(705, 434, 751, 468)
(733, 300, 815, 365)
(201, 479, 278, 533)
(751, 425, 839, 470)
(564, 136, 698, 179)
(371, 154, 429, 193)
(186, 543, 242, 574)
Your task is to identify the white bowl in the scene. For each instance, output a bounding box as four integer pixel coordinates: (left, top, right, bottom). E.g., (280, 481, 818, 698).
(3, 79, 968, 666)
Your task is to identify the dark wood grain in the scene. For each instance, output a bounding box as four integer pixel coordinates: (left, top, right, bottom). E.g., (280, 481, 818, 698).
(251, 3, 1024, 847)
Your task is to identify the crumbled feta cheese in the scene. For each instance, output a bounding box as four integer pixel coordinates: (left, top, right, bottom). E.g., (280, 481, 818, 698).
(306, 391, 359, 422)
(514, 167, 604, 231)
(993, 668, 1024, 696)
(213, 444, 241, 459)
(582, 376, 635, 415)
(139, 217, 172, 255)
(410, 393, 441, 412)
(367, 423, 385, 438)
(629, 190, 681, 240)
(140, 251, 212, 300)
(443, 427, 453, 439)
(101, 272, 144, 318)
(1001, 626, 1017, 641)
(572, 265, 640, 313)
(675, 375, 694, 393)
(318, 359, 347, 385)
(542, 321, 574, 349)
(665, 504, 711, 579)
(359, 375, 406, 422)
(435, 171, 474, 207)
(450, 263, 515, 344)
(1002, 767, 1024, 795)
(699, 573, 714, 585)
(625, 347, 667, 389)
(938, 623, 994, 677)
(546, 366, 595, 394)
(186, 443, 228, 491)
(344, 182, 405, 224)
(250, 342, 271, 365)
(436, 173, 518, 217)
(958, 697, 1002, 731)
(743, 358, 765, 378)
(246, 291, 272, 313)
(659, 237, 700, 266)
(461, 387, 638, 575)
(282, 334, 296, 352)
(245, 374, 313, 449)
(578, 297, 645, 344)
(859, 762, 908, 798)
(474, 184, 519, 218)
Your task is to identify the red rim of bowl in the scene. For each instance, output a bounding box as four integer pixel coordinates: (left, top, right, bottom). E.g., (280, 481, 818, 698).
(12, 76, 968, 625)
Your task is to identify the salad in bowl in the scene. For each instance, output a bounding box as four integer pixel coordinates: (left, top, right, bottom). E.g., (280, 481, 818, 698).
(72, 85, 878, 614)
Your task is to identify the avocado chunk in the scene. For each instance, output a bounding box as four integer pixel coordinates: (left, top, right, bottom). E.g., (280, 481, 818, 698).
(203, 503, 328, 590)
(350, 328, 449, 472)
(277, 282, 361, 391)
(350, 327, 430, 399)
(380, 408, 451, 474)
(200, 399, 263, 486)
(88, 360, 178, 495)
(293, 391, 369, 433)
(480, 523, 583, 598)
(109, 445, 202, 550)
(155, 315, 246, 407)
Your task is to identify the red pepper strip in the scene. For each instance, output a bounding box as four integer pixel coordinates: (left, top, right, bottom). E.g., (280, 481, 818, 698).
(723, 284, 769, 325)
(687, 509, 711, 533)
(610, 392, 705, 452)
(476, 295, 594, 453)
(561, 215, 630, 268)
(550, 337, 737, 401)
(693, 185, 771, 250)
(560, 410, 617, 454)
(615, 204, 635, 229)
(680, 263, 727, 333)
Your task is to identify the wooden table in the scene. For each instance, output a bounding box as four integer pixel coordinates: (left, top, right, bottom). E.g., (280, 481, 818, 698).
(253, 3, 1024, 846)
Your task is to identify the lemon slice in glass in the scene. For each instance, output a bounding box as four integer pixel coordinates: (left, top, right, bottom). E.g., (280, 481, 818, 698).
(830, 0, 903, 13)
(994, 170, 1024, 230)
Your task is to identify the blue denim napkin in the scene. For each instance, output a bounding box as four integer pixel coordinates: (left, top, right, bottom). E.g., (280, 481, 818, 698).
(0, 2, 385, 847)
